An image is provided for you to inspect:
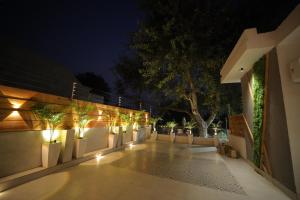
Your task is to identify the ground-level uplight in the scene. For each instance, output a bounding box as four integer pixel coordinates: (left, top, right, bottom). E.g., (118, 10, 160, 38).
(129, 143, 134, 149)
(95, 154, 103, 161)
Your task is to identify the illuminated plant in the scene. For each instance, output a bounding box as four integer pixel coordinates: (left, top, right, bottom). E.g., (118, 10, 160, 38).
(72, 101, 96, 138)
(120, 113, 132, 131)
(104, 110, 120, 134)
(184, 121, 197, 134)
(32, 103, 65, 143)
(210, 121, 222, 136)
(133, 110, 145, 130)
(166, 121, 177, 134)
(149, 117, 162, 132)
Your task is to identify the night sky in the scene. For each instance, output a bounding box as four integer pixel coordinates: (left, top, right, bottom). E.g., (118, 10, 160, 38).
(0, 0, 142, 89)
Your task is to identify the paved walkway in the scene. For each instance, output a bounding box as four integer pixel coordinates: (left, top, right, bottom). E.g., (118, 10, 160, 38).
(0, 141, 291, 200)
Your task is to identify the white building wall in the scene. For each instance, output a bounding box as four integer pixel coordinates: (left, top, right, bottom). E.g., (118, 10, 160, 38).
(277, 39, 300, 197)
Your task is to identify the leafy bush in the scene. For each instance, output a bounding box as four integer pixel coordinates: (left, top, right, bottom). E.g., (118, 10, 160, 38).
(32, 103, 65, 143)
(72, 101, 96, 138)
(149, 117, 162, 132)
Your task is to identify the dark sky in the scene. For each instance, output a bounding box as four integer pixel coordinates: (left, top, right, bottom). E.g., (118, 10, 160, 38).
(0, 0, 142, 89)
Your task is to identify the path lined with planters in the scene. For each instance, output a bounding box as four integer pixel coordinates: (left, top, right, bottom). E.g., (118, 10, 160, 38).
(0, 141, 290, 200)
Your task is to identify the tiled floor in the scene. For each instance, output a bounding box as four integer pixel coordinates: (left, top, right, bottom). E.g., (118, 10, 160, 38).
(0, 141, 291, 200)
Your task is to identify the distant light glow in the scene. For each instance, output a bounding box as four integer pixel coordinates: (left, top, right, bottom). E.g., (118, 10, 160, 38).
(129, 143, 134, 149)
(97, 110, 103, 121)
(9, 111, 20, 118)
(42, 130, 60, 142)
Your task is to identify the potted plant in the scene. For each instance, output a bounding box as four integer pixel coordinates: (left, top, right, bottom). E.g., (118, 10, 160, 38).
(166, 121, 177, 143)
(211, 121, 222, 136)
(132, 110, 145, 142)
(32, 103, 65, 168)
(185, 121, 196, 144)
(149, 117, 162, 141)
(120, 113, 132, 144)
(106, 111, 121, 148)
(72, 101, 95, 158)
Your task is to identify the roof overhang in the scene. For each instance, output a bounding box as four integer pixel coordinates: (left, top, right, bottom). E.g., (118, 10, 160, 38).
(221, 4, 300, 83)
(220, 29, 276, 83)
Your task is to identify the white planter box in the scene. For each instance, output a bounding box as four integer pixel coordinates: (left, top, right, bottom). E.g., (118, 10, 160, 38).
(42, 142, 61, 168)
(133, 130, 138, 142)
(151, 132, 158, 141)
(188, 134, 193, 145)
(73, 138, 87, 159)
(138, 128, 146, 142)
(145, 125, 151, 139)
(108, 134, 118, 148)
(117, 133, 123, 147)
(60, 129, 75, 163)
(170, 132, 176, 143)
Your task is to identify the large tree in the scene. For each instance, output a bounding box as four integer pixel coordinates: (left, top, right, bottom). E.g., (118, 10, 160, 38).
(114, 0, 296, 136)
(131, 0, 236, 136)
(76, 72, 111, 101)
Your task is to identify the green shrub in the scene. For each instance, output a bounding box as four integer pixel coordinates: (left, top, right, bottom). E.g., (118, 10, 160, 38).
(252, 57, 265, 167)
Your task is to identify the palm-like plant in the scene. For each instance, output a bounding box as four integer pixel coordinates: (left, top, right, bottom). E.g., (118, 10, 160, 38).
(72, 102, 95, 138)
(166, 121, 177, 134)
(149, 117, 162, 132)
(211, 120, 222, 135)
(32, 104, 65, 143)
(133, 110, 145, 130)
(104, 110, 120, 134)
(120, 113, 132, 131)
(184, 121, 197, 135)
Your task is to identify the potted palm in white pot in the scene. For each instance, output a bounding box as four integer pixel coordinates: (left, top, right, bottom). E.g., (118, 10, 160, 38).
(107, 111, 121, 148)
(132, 110, 144, 142)
(210, 121, 222, 146)
(185, 121, 196, 144)
(149, 117, 162, 141)
(166, 121, 177, 143)
(32, 104, 65, 168)
(120, 113, 132, 144)
(72, 102, 95, 158)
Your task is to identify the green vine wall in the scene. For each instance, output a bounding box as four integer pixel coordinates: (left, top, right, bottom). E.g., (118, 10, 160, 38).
(252, 57, 265, 167)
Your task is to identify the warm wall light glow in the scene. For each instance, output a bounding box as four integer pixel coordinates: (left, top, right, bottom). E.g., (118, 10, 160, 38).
(7, 99, 26, 109)
(97, 110, 103, 120)
(9, 111, 20, 118)
(42, 130, 60, 142)
(129, 143, 134, 149)
(112, 126, 119, 134)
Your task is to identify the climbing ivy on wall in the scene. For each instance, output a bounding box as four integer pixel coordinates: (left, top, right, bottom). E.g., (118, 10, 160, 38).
(252, 57, 266, 167)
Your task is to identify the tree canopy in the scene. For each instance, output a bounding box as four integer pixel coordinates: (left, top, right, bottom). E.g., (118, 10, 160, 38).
(76, 72, 111, 98)
(114, 0, 298, 135)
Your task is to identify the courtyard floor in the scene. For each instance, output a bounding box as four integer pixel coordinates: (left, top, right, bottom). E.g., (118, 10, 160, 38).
(0, 141, 291, 200)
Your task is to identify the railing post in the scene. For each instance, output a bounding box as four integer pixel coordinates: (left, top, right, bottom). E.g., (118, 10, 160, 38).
(118, 96, 122, 107)
(71, 82, 77, 100)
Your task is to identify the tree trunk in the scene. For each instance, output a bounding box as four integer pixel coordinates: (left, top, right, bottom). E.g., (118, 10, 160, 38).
(187, 72, 216, 137)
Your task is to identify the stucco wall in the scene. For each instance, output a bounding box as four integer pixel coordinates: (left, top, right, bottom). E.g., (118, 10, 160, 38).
(0, 131, 43, 177)
(241, 71, 254, 160)
(84, 128, 109, 153)
(277, 41, 300, 196)
(265, 49, 296, 192)
(228, 134, 247, 159)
